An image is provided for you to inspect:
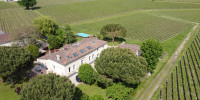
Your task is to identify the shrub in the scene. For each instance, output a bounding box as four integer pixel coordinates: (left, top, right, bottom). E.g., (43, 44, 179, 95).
(47, 35, 63, 50)
(78, 64, 95, 85)
(106, 83, 133, 100)
(89, 95, 104, 100)
(26, 44, 39, 60)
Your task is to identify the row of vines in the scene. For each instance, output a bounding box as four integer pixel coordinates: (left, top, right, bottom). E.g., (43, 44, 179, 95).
(160, 33, 200, 100)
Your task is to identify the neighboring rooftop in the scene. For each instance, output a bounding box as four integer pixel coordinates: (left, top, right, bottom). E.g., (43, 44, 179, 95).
(118, 44, 140, 53)
(38, 37, 107, 65)
(0, 33, 11, 45)
(0, 31, 5, 35)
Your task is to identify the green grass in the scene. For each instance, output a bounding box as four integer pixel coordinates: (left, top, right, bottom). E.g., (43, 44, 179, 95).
(0, 83, 20, 100)
(36, 0, 95, 6)
(0, 8, 40, 33)
(154, 0, 200, 3)
(107, 42, 120, 46)
(0, 1, 19, 10)
(73, 12, 192, 42)
(78, 84, 107, 98)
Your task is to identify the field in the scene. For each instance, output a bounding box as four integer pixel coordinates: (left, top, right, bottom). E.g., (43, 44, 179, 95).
(72, 12, 192, 42)
(36, 0, 95, 6)
(0, 8, 40, 33)
(151, 30, 200, 100)
(154, 0, 200, 3)
(0, 83, 20, 100)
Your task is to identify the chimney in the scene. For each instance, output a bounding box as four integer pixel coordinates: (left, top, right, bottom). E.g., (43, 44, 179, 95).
(56, 55, 61, 60)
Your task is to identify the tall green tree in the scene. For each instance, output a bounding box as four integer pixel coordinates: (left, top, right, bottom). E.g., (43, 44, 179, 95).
(17, 0, 37, 9)
(141, 39, 163, 73)
(0, 47, 34, 86)
(26, 44, 40, 60)
(95, 47, 147, 85)
(47, 35, 63, 50)
(78, 64, 95, 85)
(20, 73, 75, 100)
(33, 16, 59, 36)
(100, 24, 127, 43)
(63, 25, 77, 44)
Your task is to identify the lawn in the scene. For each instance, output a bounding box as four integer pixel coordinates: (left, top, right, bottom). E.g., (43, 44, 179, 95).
(0, 83, 20, 100)
(78, 84, 107, 98)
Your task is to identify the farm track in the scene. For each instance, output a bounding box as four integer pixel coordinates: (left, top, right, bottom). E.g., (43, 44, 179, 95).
(138, 23, 199, 100)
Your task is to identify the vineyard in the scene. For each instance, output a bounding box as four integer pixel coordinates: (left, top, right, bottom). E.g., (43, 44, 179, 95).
(37, 0, 200, 25)
(149, 9, 200, 23)
(157, 32, 200, 100)
(36, 0, 94, 6)
(73, 12, 192, 42)
(0, 8, 40, 33)
(154, 0, 200, 3)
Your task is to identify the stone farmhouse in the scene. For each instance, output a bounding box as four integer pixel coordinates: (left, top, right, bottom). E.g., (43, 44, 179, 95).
(118, 44, 141, 56)
(37, 37, 108, 77)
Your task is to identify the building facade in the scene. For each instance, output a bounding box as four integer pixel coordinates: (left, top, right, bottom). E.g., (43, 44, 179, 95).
(37, 38, 108, 77)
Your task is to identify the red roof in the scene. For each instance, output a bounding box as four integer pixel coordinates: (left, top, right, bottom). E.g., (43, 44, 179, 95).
(0, 33, 11, 45)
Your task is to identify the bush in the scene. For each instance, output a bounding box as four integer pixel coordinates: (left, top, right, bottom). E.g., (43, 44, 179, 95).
(93, 71, 113, 88)
(78, 64, 95, 85)
(73, 87, 89, 100)
(89, 95, 104, 100)
(26, 44, 40, 60)
(106, 83, 133, 100)
(47, 35, 63, 50)
(21, 73, 75, 100)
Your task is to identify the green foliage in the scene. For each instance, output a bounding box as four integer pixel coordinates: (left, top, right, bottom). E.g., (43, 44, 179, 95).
(0, 47, 34, 85)
(63, 25, 77, 44)
(17, 0, 37, 9)
(89, 95, 104, 100)
(93, 71, 113, 88)
(26, 45, 39, 60)
(21, 73, 75, 100)
(33, 16, 59, 36)
(47, 35, 63, 50)
(106, 83, 133, 100)
(95, 47, 147, 85)
(78, 64, 95, 85)
(141, 39, 163, 73)
(100, 24, 127, 43)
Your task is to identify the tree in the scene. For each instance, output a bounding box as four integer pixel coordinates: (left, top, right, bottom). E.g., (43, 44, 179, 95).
(95, 47, 147, 85)
(11, 26, 41, 46)
(141, 39, 163, 73)
(63, 25, 77, 44)
(20, 73, 75, 100)
(78, 64, 95, 85)
(17, 0, 37, 9)
(26, 45, 40, 60)
(106, 83, 133, 100)
(0, 47, 34, 86)
(100, 24, 127, 43)
(89, 95, 104, 100)
(47, 35, 63, 50)
(33, 16, 59, 36)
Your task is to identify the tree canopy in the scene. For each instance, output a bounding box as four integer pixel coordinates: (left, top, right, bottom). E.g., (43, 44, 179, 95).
(62, 25, 77, 44)
(100, 24, 127, 43)
(20, 73, 75, 100)
(47, 35, 63, 50)
(17, 0, 37, 9)
(78, 64, 95, 85)
(95, 47, 147, 85)
(141, 39, 163, 73)
(106, 83, 133, 100)
(26, 44, 40, 60)
(0, 47, 34, 85)
(33, 16, 59, 36)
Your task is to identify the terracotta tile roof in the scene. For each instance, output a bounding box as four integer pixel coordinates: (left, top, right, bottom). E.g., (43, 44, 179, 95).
(0, 33, 11, 45)
(38, 37, 107, 65)
(118, 44, 140, 53)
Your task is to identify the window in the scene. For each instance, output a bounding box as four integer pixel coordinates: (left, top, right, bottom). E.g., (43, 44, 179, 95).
(69, 67, 71, 72)
(89, 56, 91, 61)
(92, 54, 94, 58)
(73, 53, 79, 57)
(80, 49, 86, 53)
(73, 65, 75, 70)
(92, 41, 96, 43)
(97, 54, 99, 57)
(87, 46, 92, 50)
(67, 56, 72, 59)
(81, 60, 84, 64)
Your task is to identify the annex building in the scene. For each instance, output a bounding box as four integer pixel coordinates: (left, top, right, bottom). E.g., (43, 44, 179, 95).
(37, 37, 108, 77)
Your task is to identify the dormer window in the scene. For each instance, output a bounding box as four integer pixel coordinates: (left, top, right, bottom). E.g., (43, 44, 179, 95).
(67, 56, 72, 59)
(73, 53, 79, 57)
(87, 46, 92, 50)
(80, 49, 86, 53)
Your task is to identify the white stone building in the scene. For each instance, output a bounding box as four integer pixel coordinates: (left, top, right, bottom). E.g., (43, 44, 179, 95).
(37, 37, 108, 77)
